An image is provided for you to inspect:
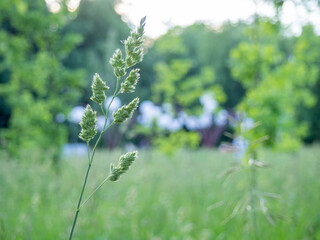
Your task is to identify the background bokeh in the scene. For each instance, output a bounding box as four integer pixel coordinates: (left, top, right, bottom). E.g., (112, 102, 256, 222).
(0, 0, 320, 239)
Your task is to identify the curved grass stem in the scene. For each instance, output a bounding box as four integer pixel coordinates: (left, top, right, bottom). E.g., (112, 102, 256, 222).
(68, 78, 119, 240)
(68, 143, 92, 240)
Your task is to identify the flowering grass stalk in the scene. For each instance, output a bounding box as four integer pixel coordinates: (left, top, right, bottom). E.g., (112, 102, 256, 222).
(68, 17, 146, 240)
(220, 118, 279, 239)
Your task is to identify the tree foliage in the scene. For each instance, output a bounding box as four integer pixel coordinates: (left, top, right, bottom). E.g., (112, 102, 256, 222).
(142, 23, 248, 109)
(230, 19, 318, 151)
(135, 24, 248, 151)
(0, 0, 84, 160)
(64, 0, 129, 103)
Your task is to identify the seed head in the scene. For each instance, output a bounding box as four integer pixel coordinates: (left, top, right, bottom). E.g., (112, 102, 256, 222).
(79, 104, 97, 143)
(124, 17, 146, 68)
(113, 97, 139, 123)
(137, 16, 146, 37)
(109, 151, 138, 181)
(120, 69, 140, 93)
(110, 49, 126, 78)
(90, 73, 109, 104)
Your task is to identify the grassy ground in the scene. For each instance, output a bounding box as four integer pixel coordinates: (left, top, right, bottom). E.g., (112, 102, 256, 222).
(0, 146, 320, 240)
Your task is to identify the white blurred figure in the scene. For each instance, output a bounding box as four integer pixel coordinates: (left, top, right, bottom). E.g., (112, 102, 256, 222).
(68, 106, 85, 124)
(180, 93, 218, 131)
(183, 113, 212, 130)
(198, 113, 212, 128)
(104, 96, 122, 114)
(137, 101, 183, 132)
(137, 95, 228, 132)
(184, 115, 198, 130)
(62, 143, 87, 157)
(215, 109, 228, 126)
(125, 142, 137, 152)
(96, 115, 107, 131)
(241, 117, 255, 131)
(157, 113, 183, 132)
(162, 102, 174, 115)
(200, 93, 218, 114)
(137, 100, 162, 127)
(232, 136, 249, 160)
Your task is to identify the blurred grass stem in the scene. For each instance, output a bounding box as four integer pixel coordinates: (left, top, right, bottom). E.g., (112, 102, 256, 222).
(249, 166, 259, 240)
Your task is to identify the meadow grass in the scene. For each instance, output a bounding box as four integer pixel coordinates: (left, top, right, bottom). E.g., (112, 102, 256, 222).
(0, 146, 319, 239)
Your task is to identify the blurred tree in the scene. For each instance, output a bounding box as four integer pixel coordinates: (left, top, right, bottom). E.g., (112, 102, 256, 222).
(64, 0, 129, 103)
(248, 0, 320, 144)
(240, 0, 320, 144)
(179, 23, 248, 109)
(0, 0, 84, 161)
(293, 25, 320, 143)
(135, 26, 233, 150)
(141, 23, 248, 109)
(230, 19, 318, 151)
(130, 23, 251, 150)
(154, 129, 200, 155)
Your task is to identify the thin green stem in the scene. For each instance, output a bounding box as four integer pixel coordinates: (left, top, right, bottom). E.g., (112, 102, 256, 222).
(91, 125, 105, 159)
(79, 176, 110, 209)
(105, 77, 121, 117)
(69, 143, 92, 240)
(102, 122, 114, 134)
(87, 142, 90, 164)
(90, 76, 121, 163)
(69, 125, 108, 240)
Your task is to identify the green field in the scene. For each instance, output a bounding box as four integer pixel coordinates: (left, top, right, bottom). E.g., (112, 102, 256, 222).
(1, 147, 320, 240)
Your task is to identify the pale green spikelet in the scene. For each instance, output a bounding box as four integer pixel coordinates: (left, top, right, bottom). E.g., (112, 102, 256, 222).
(124, 17, 146, 68)
(125, 49, 143, 68)
(132, 16, 146, 47)
(108, 164, 122, 182)
(131, 16, 146, 48)
(120, 69, 140, 93)
(113, 97, 139, 123)
(109, 151, 138, 181)
(119, 151, 137, 171)
(90, 73, 109, 104)
(79, 104, 97, 142)
(110, 49, 126, 78)
(137, 16, 146, 37)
